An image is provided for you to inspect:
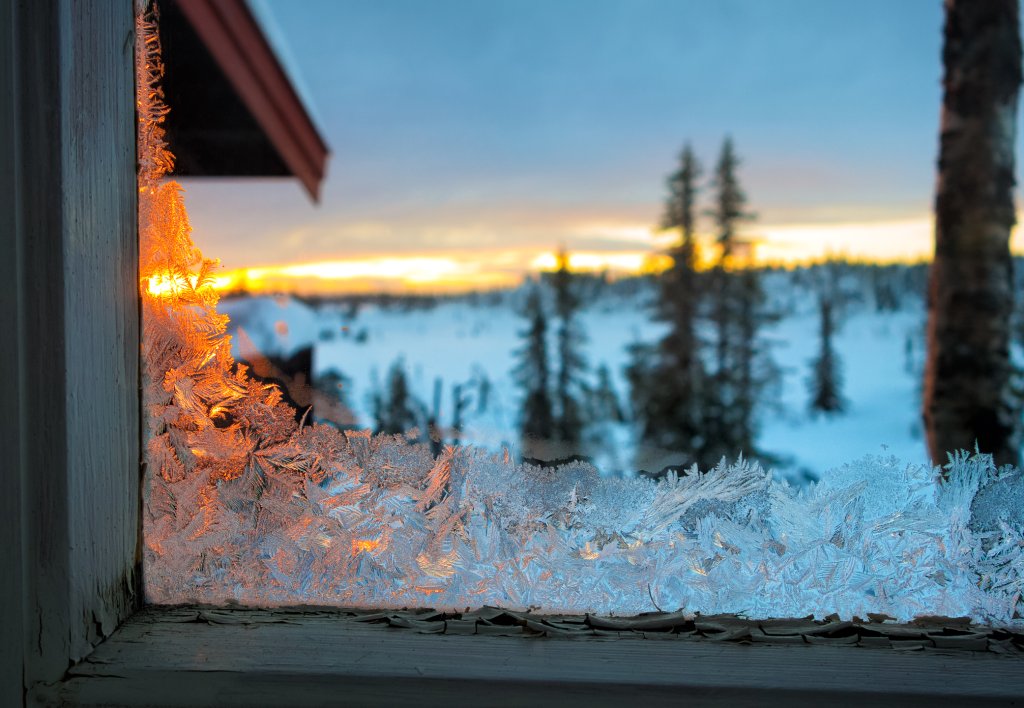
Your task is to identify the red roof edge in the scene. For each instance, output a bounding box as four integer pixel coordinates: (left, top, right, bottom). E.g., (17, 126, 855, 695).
(175, 0, 329, 202)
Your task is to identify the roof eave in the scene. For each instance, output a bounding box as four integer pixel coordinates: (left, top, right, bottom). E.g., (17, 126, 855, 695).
(174, 0, 329, 202)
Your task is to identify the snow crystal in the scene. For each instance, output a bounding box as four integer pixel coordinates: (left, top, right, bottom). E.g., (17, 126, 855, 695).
(137, 9, 1023, 624)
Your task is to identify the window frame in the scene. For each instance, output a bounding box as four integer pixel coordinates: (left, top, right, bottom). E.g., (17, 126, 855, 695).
(2, 0, 140, 702)
(2, 3, 1022, 706)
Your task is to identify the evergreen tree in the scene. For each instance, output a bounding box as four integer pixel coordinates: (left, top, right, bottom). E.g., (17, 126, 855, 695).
(368, 369, 384, 432)
(585, 362, 627, 473)
(450, 382, 472, 447)
(591, 362, 625, 423)
(708, 137, 751, 264)
(624, 339, 656, 423)
(631, 143, 708, 468)
(375, 358, 419, 435)
(808, 294, 845, 415)
(871, 265, 900, 312)
(512, 286, 555, 454)
(427, 377, 444, 456)
(552, 248, 589, 448)
(731, 267, 762, 452)
(702, 137, 772, 464)
(472, 366, 491, 414)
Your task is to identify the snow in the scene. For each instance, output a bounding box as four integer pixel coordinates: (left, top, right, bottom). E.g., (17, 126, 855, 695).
(137, 1, 1023, 629)
(134, 278, 1015, 627)
(761, 300, 928, 479)
(219, 277, 930, 483)
(148, 277, 1023, 623)
(221, 295, 326, 359)
(146, 432, 1024, 622)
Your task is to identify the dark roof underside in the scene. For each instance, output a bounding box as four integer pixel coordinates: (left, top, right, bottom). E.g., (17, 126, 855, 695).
(160, 0, 328, 202)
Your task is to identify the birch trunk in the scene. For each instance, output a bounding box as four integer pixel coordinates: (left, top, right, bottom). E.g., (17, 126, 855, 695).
(924, 0, 1022, 466)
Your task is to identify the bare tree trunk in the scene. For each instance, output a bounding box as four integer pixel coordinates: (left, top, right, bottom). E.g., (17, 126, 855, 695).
(924, 0, 1022, 467)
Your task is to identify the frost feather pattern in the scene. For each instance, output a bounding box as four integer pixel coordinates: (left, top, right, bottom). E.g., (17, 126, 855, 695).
(137, 10, 1023, 624)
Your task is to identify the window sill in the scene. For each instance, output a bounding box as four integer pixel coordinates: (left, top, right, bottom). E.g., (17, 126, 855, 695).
(38, 606, 1024, 707)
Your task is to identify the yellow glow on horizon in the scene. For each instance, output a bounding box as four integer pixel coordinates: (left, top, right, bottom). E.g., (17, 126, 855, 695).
(194, 215, 1024, 295)
(755, 218, 935, 263)
(530, 250, 657, 273)
(572, 223, 659, 244)
(214, 255, 524, 295)
(256, 257, 473, 283)
(756, 214, 1024, 265)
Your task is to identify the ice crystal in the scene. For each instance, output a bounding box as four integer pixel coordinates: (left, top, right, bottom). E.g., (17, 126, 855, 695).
(138, 9, 1023, 624)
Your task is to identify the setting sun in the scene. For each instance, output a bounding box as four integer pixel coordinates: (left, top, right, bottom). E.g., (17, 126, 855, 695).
(146, 270, 234, 297)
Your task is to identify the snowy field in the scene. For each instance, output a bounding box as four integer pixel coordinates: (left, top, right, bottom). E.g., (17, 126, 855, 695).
(144, 274, 1023, 622)
(220, 271, 930, 485)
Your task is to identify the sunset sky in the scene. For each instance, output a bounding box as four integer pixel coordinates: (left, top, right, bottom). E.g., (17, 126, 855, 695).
(176, 0, 1024, 294)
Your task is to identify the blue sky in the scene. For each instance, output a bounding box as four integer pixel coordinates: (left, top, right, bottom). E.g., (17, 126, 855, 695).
(180, 0, 976, 289)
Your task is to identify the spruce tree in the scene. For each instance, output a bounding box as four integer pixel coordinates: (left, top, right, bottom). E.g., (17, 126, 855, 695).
(703, 137, 771, 464)
(512, 286, 555, 454)
(808, 293, 845, 415)
(625, 338, 655, 423)
(376, 358, 419, 435)
(473, 367, 491, 414)
(709, 137, 751, 263)
(631, 143, 708, 468)
(427, 377, 444, 456)
(591, 363, 625, 423)
(450, 382, 471, 447)
(552, 248, 589, 449)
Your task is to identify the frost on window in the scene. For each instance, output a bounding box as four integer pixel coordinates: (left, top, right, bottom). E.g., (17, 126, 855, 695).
(138, 13, 1023, 623)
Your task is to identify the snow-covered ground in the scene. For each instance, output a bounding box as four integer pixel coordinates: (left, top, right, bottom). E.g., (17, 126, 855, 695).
(151, 277, 1022, 622)
(219, 271, 930, 484)
(762, 299, 927, 480)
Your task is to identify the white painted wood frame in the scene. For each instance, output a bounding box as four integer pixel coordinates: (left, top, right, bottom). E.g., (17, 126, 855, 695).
(1, 4, 1023, 707)
(0, 1, 140, 703)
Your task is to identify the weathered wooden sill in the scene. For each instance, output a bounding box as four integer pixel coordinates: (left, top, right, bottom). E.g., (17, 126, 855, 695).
(38, 606, 1024, 707)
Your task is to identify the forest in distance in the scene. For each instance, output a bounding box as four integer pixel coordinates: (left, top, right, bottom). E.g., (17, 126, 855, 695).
(214, 133, 1013, 483)
(223, 251, 950, 484)
(200, 0, 1024, 483)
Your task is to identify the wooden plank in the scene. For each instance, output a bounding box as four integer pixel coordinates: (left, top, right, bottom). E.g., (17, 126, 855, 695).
(0, 1, 26, 704)
(46, 673, 991, 708)
(15, 0, 70, 686)
(47, 609, 1024, 707)
(0, 0, 140, 694)
(58, 0, 140, 660)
